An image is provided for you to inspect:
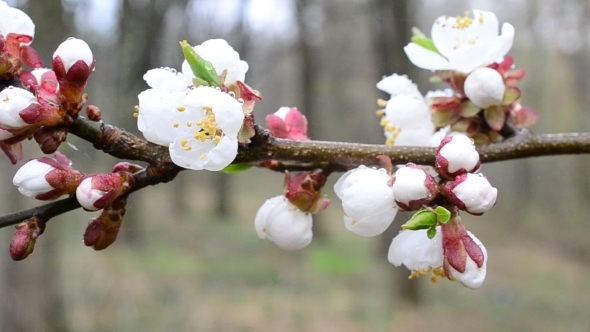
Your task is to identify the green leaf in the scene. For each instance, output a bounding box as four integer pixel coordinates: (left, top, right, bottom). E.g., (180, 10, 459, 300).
(435, 206, 451, 223)
(401, 209, 437, 230)
(484, 105, 506, 131)
(220, 163, 252, 173)
(459, 101, 482, 118)
(502, 86, 521, 105)
(411, 27, 440, 54)
(427, 226, 437, 239)
(180, 40, 222, 87)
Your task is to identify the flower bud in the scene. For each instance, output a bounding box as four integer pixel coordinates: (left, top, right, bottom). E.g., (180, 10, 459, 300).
(266, 107, 308, 140)
(83, 196, 127, 250)
(0, 86, 40, 129)
(33, 126, 68, 154)
(334, 166, 397, 237)
(284, 170, 330, 214)
(13, 153, 83, 200)
(52, 38, 94, 107)
(464, 67, 505, 109)
(442, 173, 497, 215)
(441, 219, 487, 289)
(254, 195, 313, 250)
(435, 134, 480, 178)
(76, 173, 134, 211)
(9, 216, 45, 261)
(391, 164, 439, 210)
(86, 105, 101, 121)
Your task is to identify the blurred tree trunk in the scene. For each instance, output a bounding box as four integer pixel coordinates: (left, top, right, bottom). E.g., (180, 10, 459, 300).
(0, 1, 70, 331)
(372, 0, 421, 306)
(116, 0, 185, 239)
(212, 0, 251, 219)
(297, 0, 328, 239)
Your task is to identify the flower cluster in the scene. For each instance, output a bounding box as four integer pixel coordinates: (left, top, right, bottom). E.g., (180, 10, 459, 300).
(11, 154, 141, 255)
(330, 135, 496, 289)
(377, 10, 537, 145)
(0, 2, 97, 163)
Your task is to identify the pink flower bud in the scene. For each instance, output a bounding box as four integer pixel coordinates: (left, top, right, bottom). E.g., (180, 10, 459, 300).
(464, 67, 505, 109)
(13, 153, 83, 200)
(443, 173, 497, 215)
(52, 38, 94, 106)
(53, 38, 93, 74)
(0, 86, 40, 129)
(10, 216, 45, 261)
(284, 170, 330, 214)
(33, 126, 68, 154)
(435, 134, 480, 178)
(86, 105, 101, 121)
(76, 173, 134, 211)
(83, 197, 127, 250)
(391, 164, 439, 210)
(266, 107, 308, 140)
(441, 219, 487, 289)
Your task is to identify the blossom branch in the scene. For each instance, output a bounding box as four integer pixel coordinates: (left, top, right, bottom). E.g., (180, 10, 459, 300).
(1, 117, 590, 230)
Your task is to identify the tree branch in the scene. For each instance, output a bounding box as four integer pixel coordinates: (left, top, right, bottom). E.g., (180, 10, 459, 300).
(2, 117, 590, 230)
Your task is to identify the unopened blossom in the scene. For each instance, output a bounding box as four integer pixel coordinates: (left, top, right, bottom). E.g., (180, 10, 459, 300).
(0, 86, 40, 129)
(181, 38, 248, 86)
(10, 216, 45, 261)
(391, 164, 438, 210)
(266, 107, 308, 140)
(435, 134, 480, 177)
(388, 226, 488, 289)
(464, 67, 505, 108)
(0, 1, 35, 43)
(404, 10, 514, 73)
(255, 195, 313, 250)
(52, 38, 93, 73)
(138, 86, 244, 171)
(377, 75, 435, 146)
(443, 173, 497, 215)
(13, 153, 82, 200)
(334, 166, 397, 237)
(76, 173, 134, 211)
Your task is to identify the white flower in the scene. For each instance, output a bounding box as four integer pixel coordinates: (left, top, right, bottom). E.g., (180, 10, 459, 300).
(464, 67, 505, 108)
(0, 1, 35, 41)
(376, 74, 422, 99)
(388, 228, 443, 272)
(0, 86, 38, 129)
(53, 38, 93, 72)
(254, 195, 313, 250)
(377, 75, 435, 146)
(449, 230, 488, 289)
(181, 39, 249, 86)
(388, 227, 488, 289)
(392, 165, 437, 210)
(138, 82, 244, 172)
(13, 160, 54, 197)
(334, 166, 397, 237)
(75, 177, 106, 211)
(404, 10, 514, 73)
(446, 173, 497, 215)
(436, 134, 480, 175)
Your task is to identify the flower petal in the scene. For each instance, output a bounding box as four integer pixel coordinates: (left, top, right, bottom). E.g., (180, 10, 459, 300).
(488, 23, 515, 62)
(403, 43, 451, 71)
(447, 43, 490, 74)
(388, 228, 443, 271)
(143, 68, 191, 92)
(169, 136, 238, 171)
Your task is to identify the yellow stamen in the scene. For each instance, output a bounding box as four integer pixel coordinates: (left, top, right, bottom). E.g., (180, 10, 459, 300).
(173, 123, 179, 128)
(133, 112, 139, 118)
(177, 106, 186, 112)
(376, 109, 384, 116)
(377, 99, 387, 107)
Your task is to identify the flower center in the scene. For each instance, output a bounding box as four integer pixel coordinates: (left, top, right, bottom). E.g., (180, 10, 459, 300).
(408, 266, 446, 283)
(379, 116, 402, 146)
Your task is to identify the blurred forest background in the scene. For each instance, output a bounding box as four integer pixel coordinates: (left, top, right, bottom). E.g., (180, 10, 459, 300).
(1, 0, 590, 331)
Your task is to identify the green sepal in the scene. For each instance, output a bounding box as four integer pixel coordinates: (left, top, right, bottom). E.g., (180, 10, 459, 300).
(427, 226, 437, 239)
(180, 40, 222, 87)
(401, 209, 437, 230)
(435, 206, 451, 223)
(192, 77, 210, 87)
(220, 163, 253, 173)
(411, 27, 440, 54)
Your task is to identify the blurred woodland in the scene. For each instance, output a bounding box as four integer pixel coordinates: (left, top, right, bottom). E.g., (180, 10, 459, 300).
(1, 0, 590, 331)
